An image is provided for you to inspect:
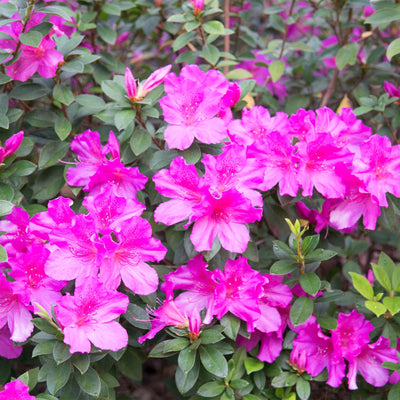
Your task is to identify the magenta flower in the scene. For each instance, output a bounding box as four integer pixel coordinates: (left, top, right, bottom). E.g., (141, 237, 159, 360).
(161, 255, 217, 323)
(54, 276, 129, 353)
(0, 325, 23, 359)
(153, 156, 202, 226)
(191, 189, 262, 253)
(296, 131, 353, 198)
(201, 144, 263, 206)
(0, 379, 35, 400)
(0, 273, 33, 343)
(0, 130, 23, 164)
(9, 244, 66, 314)
(352, 134, 400, 207)
(159, 64, 229, 150)
(138, 299, 201, 343)
(212, 257, 265, 330)
(384, 81, 400, 99)
(125, 65, 171, 103)
(228, 106, 289, 146)
(7, 36, 64, 81)
(191, 0, 205, 15)
(99, 217, 167, 295)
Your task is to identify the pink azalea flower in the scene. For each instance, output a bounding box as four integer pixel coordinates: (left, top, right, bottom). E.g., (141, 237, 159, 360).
(45, 214, 105, 286)
(0, 325, 23, 359)
(212, 257, 265, 330)
(9, 244, 66, 314)
(0, 379, 35, 400)
(384, 81, 400, 99)
(125, 65, 171, 102)
(161, 255, 217, 323)
(159, 64, 229, 150)
(0, 130, 23, 164)
(295, 131, 354, 198)
(191, 0, 205, 15)
(83, 185, 145, 234)
(287, 109, 316, 142)
(248, 130, 300, 197)
(0, 273, 33, 343)
(54, 276, 129, 353)
(7, 36, 64, 81)
(228, 106, 289, 146)
(138, 299, 201, 343)
(201, 144, 263, 207)
(153, 156, 202, 226)
(352, 135, 400, 207)
(99, 217, 167, 295)
(190, 189, 262, 253)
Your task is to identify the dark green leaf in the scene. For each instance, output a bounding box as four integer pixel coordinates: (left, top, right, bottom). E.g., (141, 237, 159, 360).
(336, 43, 358, 71)
(97, 22, 117, 44)
(46, 361, 71, 395)
(178, 142, 201, 164)
(301, 235, 319, 255)
(200, 329, 224, 344)
(199, 345, 228, 378)
(290, 297, 313, 327)
(130, 128, 151, 156)
(118, 348, 145, 380)
(365, 6, 400, 25)
(114, 109, 136, 131)
(10, 83, 50, 100)
(53, 85, 74, 106)
(201, 44, 220, 65)
(178, 346, 197, 374)
(75, 367, 101, 396)
(32, 341, 57, 357)
(197, 381, 225, 397)
(173, 32, 195, 51)
(19, 31, 43, 47)
(270, 260, 298, 275)
(71, 353, 90, 375)
(39, 142, 70, 169)
(306, 249, 336, 262)
(300, 272, 321, 296)
(18, 367, 39, 391)
(175, 362, 199, 394)
(32, 166, 65, 201)
(389, 382, 400, 400)
(75, 94, 105, 110)
(55, 116, 72, 141)
(0, 200, 14, 216)
(149, 150, 177, 170)
(124, 303, 151, 330)
(296, 378, 310, 400)
(32, 318, 59, 335)
(53, 341, 72, 365)
(164, 337, 190, 353)
(220, 314, 240, 340)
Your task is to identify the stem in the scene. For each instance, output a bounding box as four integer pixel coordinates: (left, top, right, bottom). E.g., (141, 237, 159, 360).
(198, 24, 207, 46)
(279, 0, 297, 59)
(224, 0, 230, 75)
(320, 69, 338, 107)
(381, 111, 399, 144)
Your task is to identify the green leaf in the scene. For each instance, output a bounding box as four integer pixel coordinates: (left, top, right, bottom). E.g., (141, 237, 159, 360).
(244, 357, 264, 374)
(97, 21, 117, 44)
(306, 249, 336, 262)
(55, 116, 72, 141)
(393, 266, 400, 292)
(40, 5, 75, 21)
(365, 300, 387, 317)
(290, 297, 313, 327)
(199, 345, 228, 378)
(173, 32, 195, 51)
(53, 85, 74, 106)
(296, 378, 310, 400)
(379, 252, 396, 278)
(164, 337, 190, 353)
(201, 44, 220, 65)
(75, 94, 105, 111)
(71, 353, 90, 375)
(124, 303, 151, 329)
(53, 341, 72, 365)
(0, 183, 13, 202)
(271, 371, 291, 388)
(75, 367, 101, 397)
(203, 20, 225, 35)
(349, 272, 374, 300)
(270, 260, 298, 275)
(178, 142, 201, 164)
(167, 14, 189, 23)
(36, 395, 59, 400)
(371, 263, 391, 293)
(220, 314, 240, 340)
(0, 200, 14, 216)
(114, 109, 136, 131)
(32, 341, 57, 357)
(101, 80, 126, 102)
(336, 43, 358, 71)
(268, 60, 285, 82)
(225, 68, 253, 80)
(0, 245, 7, 263)
(32, 166, 65, 201)
(39, 142, 70, 169)
(300, 272, 321, 296)
(10, 83, 50, 101)
(184, 21, 200, 32)
(284, 94, 310, 114)
(19, 31, 43, 47)
(197, 381, 225, 397)
(230, 379, 250, 390)
(130, 128, 151, 156)
(238, 79, 255, 99)
(389, 382, 400, 400)
(18, 367, 39, 391)
(387, 38, 400, 61)
(46, 361, 71, 395)
(175, 362, 199, 394)
(118, 348, 145, 380)
(383, 297, 400, 315)
(365, 6, 400, 26)
(149, 150, 177, 170)
(200, 329, 224, 344)
(301, 235, 319, 255)
(178, 346, 197, 374)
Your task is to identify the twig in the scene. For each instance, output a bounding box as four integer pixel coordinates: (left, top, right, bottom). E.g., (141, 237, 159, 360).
(224, 0, 230, 75)
(381, 111, 399, 144)
(320, 69, 338, 108)
(279, 0, 297, 59)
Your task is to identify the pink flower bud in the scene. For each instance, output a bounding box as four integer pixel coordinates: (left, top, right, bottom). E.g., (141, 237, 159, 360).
(191, 0, 204, 15)
(124, 67, 137, 101)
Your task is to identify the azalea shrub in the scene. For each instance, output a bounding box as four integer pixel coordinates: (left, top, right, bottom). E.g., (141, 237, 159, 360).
(2, 0, 400, 399)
